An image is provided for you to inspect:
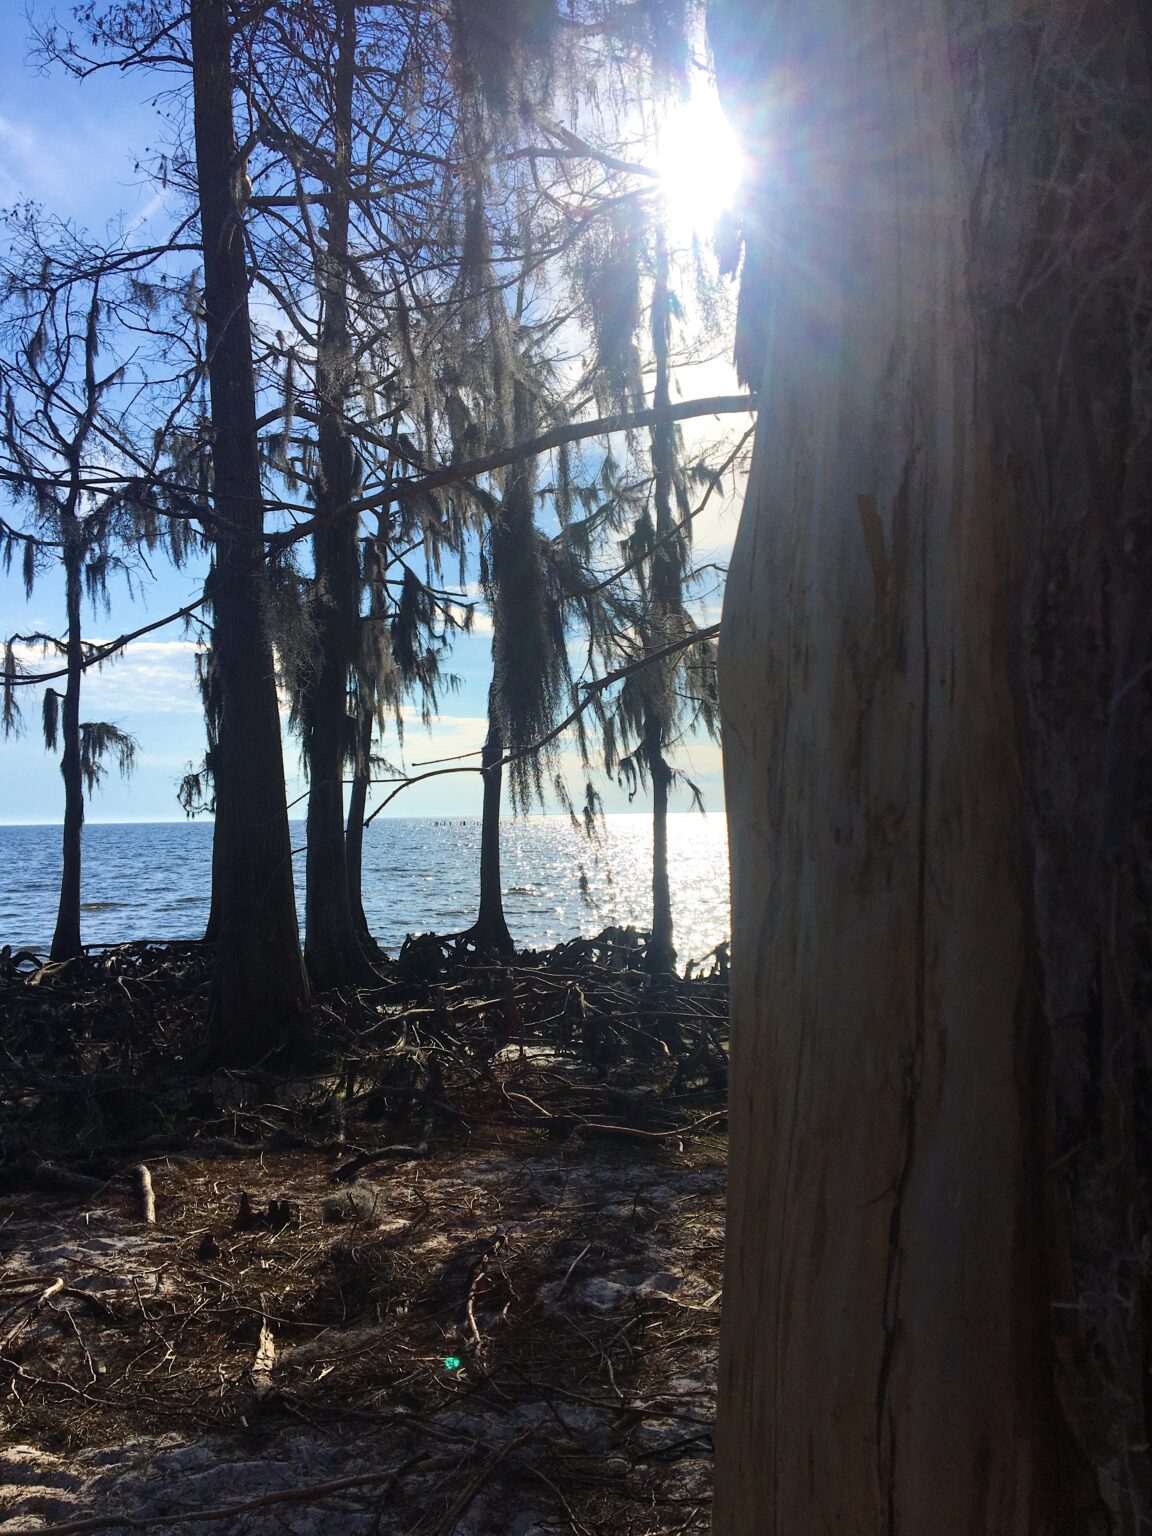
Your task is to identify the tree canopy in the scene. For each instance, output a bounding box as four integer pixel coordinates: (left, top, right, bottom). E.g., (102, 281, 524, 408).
(0, 0, 753, 1048)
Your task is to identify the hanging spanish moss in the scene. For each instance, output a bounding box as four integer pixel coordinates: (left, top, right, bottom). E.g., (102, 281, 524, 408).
(451, 0, 559, 118)
(571, 199, 647, 414)
(488, 386, 572, 810)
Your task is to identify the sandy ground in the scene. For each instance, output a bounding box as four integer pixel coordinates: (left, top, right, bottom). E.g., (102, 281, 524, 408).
(0, 1132, 725, 1534)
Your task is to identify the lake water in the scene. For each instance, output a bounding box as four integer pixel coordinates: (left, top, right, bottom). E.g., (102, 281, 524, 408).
(0, 814, 730, 967)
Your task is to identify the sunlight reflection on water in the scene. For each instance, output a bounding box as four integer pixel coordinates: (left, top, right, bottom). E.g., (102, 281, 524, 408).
(1, 814, 730, 966)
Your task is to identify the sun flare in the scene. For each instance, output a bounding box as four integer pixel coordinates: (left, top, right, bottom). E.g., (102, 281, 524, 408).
(653, 87, 745, 240)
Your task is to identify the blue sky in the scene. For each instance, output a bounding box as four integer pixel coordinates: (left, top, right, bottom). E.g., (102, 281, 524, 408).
(0, 6, 739, 825)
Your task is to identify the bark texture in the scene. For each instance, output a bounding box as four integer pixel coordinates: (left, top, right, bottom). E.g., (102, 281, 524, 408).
(301, 0, 379, 989)
(711, 1, 1151, 1530)
(193, 0, 309, 1061)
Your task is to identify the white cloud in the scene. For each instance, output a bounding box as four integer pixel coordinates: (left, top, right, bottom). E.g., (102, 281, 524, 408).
(123, 188, 170, 235)
(670, 736, 724, 784)
(0, 113, 38, 173)
(398, 710, 489, 768)
(0, 111, 125, 222)
(454, 584, 493, 634)
(692, 601, 724, 628)
(10, 638, 206, 718)
(85, 639, 206, 717)
(349, 711, 489, 819)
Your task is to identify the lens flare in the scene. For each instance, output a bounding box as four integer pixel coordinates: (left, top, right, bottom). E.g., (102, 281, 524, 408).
(654, 88, 745, 240)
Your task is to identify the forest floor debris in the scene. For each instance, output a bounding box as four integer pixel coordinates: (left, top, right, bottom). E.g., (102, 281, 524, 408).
(0, 930, 727, 1533)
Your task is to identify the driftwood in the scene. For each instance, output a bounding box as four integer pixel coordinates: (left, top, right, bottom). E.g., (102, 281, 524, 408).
(250, 1317, 275, 1398)
(0, 1277, 64, 1351)
(133, 1164, 156, 1225)
(332, 1143, 428, 1183)
(23, 1159, 109, 1197)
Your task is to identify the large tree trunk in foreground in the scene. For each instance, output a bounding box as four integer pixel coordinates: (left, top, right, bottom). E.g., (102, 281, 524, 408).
(711, 2, 1151, 1531)
(193, 0, 309, 1062)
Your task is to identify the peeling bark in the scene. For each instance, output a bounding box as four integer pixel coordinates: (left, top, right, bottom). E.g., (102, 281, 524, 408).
(709, 0, 1152, 1527)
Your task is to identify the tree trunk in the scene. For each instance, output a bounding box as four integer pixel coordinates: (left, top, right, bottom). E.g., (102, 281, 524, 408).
(192, 0, 309, 1063)
(468, 705, 514, 959)
(709, 1, 1152, 1529)
(50, 532, 84, 962)
(197, 640, 222, 944)
(643, 222, 679, 977)
(301, 0, 378, 990)
(202, 823, 220, 946)
(474, 370, 543, 962)
(345, 704, 373, 942)
(643, 712, 674, 974)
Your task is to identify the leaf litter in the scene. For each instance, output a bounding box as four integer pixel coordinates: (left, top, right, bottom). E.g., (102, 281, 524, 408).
(0, 928, 728, 1534)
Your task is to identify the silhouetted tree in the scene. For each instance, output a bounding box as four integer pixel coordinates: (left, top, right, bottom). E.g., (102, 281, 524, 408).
(0, 264, 184, 959)
(191, 0, 310, 1055)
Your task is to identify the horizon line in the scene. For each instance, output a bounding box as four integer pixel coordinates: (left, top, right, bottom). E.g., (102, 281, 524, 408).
(0, 809, 727, 828)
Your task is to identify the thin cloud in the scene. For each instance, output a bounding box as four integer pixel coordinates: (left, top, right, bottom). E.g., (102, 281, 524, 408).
(0, 103, 163, 230)
(123, 188, 170, 235)
(10, 638, 206, 717)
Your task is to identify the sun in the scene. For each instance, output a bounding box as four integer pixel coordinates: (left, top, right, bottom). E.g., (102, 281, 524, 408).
(653, 85, 745, 241)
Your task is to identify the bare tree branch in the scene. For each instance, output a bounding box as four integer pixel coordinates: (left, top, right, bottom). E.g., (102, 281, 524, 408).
(268, 392, 757, 550)
(362, 622, 721, 826)
(2, 401, 752, 691)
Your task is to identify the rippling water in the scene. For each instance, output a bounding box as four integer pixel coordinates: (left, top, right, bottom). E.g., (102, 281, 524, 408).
(0, 814, 730, 966)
